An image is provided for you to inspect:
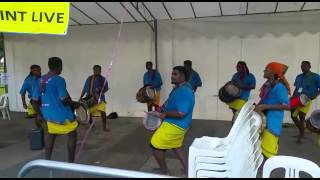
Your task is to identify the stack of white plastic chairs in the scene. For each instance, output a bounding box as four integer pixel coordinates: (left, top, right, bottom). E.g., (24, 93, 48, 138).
(188, 100, 263, 178)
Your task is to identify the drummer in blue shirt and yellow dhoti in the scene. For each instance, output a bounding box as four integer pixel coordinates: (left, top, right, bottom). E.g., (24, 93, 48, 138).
(32, 57, 80, 163)
(150, 66, 195, 175)
(20, 64, 42, 127)
(228, 61, 256, 124)
(80, 65, 109, 132)
(184, 60, 202, 92)
(255, 61, 290, 161)
(143, 61, 163, 112)
(291, 61, 320, 144)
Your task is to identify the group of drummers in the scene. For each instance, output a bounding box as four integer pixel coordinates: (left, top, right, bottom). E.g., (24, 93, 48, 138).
(20, 57, 110, 163)
(219, 60, 320, 168)
(19, 56, 320, 175)
(137, 59, 320, 174)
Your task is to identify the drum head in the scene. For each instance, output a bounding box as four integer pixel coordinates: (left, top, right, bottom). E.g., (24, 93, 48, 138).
(219, 87, 232, 103)
(300, 94, 310, 105)
(145, 87, 156, 100)
(219, 81, 241, 103)
(83, 97, 96, 108)
(224, 82, 241, 97)
(136, 87, 147, 103)
(143, 111, 161, 131)
(75, 102, 89, 124)
(310, 110, 320, 130)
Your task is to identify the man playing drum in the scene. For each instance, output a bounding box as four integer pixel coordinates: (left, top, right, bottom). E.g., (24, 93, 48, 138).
(184, 60, 202, 93)
(32, 57, 80, 163)
(291, 61, 320, 144)
(80, 65, 109, 132)
(20, 65, 42, 128)
(150, 66, 195, 175)
(255, 61, 290, 164)
(228, 61, 256, 124)
(143, 61, 163, 112)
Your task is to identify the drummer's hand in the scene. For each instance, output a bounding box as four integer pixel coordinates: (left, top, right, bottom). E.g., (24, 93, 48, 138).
(254, 104, 268, 112)
(72, 101, 81, 109)
(155, 106, 162, 112)
(159, 113, 167, 120)
(36, 114, 44, 122)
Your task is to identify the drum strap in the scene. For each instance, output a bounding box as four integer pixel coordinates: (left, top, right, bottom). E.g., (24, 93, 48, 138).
(259, 81, 273, 104)
(89, 75, 105, 98)
(89, 76, 95, 97)
(40, 72, 56, 94)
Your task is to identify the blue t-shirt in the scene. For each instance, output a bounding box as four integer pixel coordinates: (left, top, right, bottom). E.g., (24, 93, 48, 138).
(231, 72, 256, 100)
(188, 70, 202, 89)
(294, 72, 320, 99)
(143, 70, 163, 91)
(163, 83, 195, 129)
(83, 75, 108, 102)
(261, 82, 289, 136)
(32, 74, 75, 124)
(20, 75, 40, 99)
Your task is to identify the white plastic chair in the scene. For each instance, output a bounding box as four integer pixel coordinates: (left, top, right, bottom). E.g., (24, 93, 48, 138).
(189, 109, 261, 161)
(189, 116, 257, 171)
(188, 101, 263, 178)
(193, 137, 263, 178)
(263, 156, 320, 178)
(193, 145, 263, 178)
(0, 94, 10, 120)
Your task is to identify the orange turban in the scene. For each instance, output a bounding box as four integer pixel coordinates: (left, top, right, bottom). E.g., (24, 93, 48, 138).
(266, 61, 291, 95)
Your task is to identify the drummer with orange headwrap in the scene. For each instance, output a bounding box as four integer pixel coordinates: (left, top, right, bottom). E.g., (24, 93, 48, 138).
(291, 61, 320, 144)
(254, 61, 290, 160)
(228, 61, 256, 124)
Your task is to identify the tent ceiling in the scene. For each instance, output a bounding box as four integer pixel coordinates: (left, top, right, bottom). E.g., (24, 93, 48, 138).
(69, 2, 320, 26)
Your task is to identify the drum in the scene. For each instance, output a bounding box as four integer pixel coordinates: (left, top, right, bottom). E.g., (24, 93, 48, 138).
(74, 101, 90, 124)
(219, 81, 241, 103)
(306, 109, 320, 134)
(143, 111, 161, 131)
(82, 96, 97, 108)
(290, 94, 310, 109)
(136, 86, 156, 103)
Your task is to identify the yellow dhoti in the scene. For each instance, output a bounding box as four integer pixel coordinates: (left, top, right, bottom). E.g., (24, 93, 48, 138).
(150, 122, 186, 150)
(261, 129, 279, 158)
(89, 102, 107, 117)
(227, 99, 246, 111)
(292, 101, 312, 117)
(47, 119, 78, 135)
(27, 103, 37, 117)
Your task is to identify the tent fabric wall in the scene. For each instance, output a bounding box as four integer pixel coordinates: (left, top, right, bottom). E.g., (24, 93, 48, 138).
(5, 23, 154, 117)
(4, 11, 320, 123)
(157, 12, 320, 122)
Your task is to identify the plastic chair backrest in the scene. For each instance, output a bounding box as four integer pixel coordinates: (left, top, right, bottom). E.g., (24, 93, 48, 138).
(0, 94, 6, 107)
(188, 102, 262, 178)
(4, 94, 9, 107)
(225, 101, 255, 143)
(192, 113, 262, 178)
(263, 156, 320, 178)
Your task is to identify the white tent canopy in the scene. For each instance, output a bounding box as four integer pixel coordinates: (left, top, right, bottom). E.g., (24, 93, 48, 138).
(5, 2, 320, 122)
(69, 2, 320, 26)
